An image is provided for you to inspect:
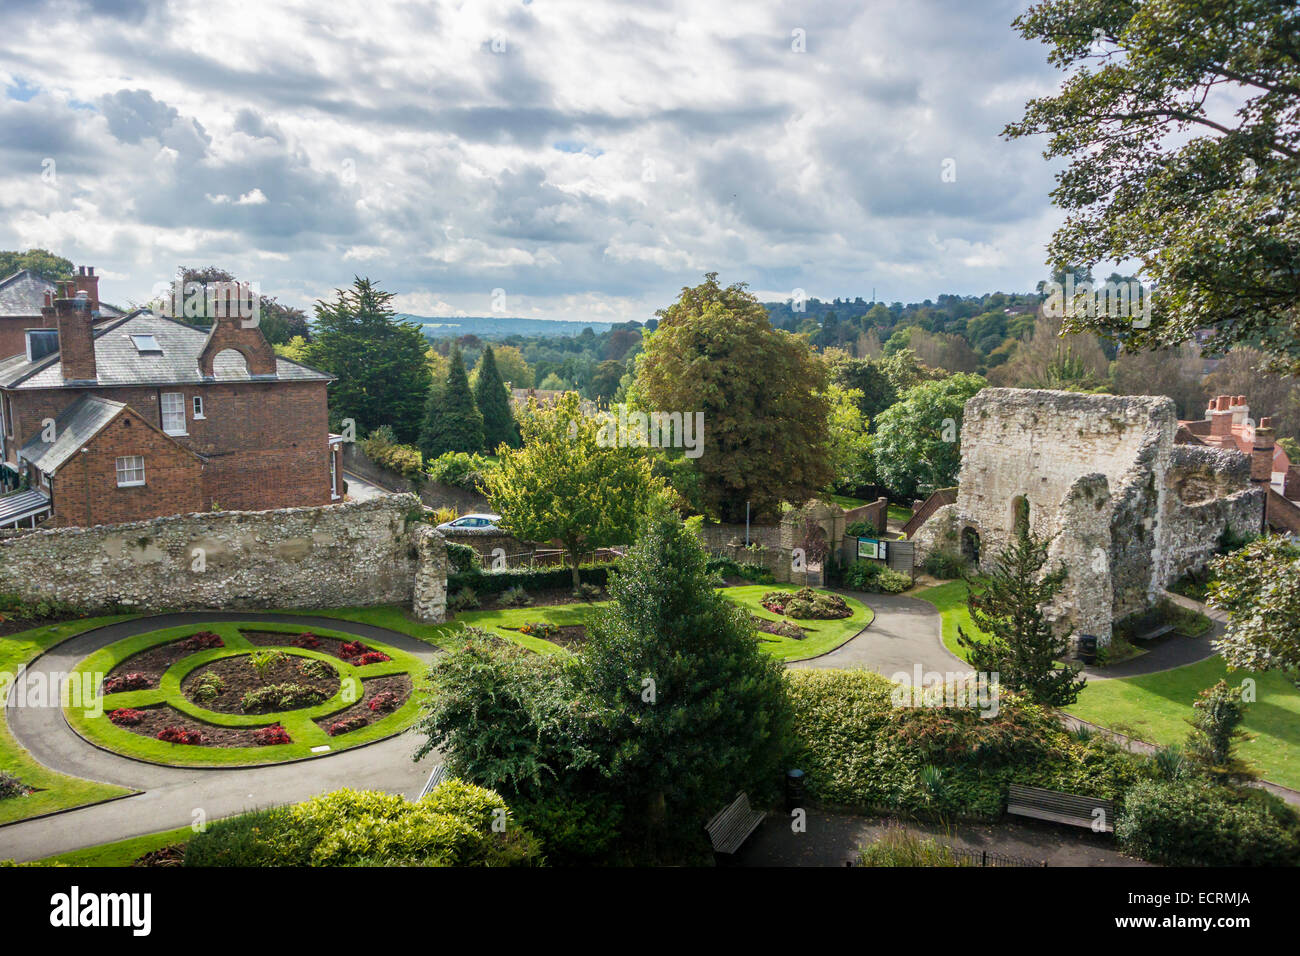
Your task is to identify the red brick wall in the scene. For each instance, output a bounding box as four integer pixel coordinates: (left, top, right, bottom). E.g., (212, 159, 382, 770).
(51, 408, 204, 527)
(0, 314, 55, 361)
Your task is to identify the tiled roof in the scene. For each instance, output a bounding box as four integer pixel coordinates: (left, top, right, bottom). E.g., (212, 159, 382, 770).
(0, 310, 332, 390)
(17, 395, 126, 473)
(0, 270, 126, 319)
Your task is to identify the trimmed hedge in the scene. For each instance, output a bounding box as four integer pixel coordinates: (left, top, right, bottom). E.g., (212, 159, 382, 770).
(446, 542, 481, 574)
(448, 562, 618, 596)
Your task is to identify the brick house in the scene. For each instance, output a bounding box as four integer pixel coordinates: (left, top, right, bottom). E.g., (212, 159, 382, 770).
(0, 266, 126, 359)
(0, 269, 345, 528)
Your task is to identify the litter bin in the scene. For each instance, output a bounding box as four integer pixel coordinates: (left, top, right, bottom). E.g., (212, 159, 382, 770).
(785, 768, 805, 812)
(1077, 634, 1098, 666)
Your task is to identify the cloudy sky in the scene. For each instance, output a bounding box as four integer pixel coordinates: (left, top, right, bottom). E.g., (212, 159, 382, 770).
(1, 0, 1071, 322)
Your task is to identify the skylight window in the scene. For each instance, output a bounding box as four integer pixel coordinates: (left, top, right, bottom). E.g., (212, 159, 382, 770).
(129, 334, 162, 353)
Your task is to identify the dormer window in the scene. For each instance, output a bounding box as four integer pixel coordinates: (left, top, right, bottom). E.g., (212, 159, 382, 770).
(129, 334, 162, 354)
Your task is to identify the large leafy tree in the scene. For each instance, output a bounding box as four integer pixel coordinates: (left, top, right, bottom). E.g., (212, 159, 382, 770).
(635, 273, 832, 522)
(872, 373, 986, 499)
(473, 345, 519, 452)
(305, 277, 432, 444)
(1208, 535, 1300, 673)
(420, 346, 483, 458)
(958, 529, 1086, 707)
(1004, 0, 1300, 373)
(0, 248, 73, 282)
(482, 392, 658, 587)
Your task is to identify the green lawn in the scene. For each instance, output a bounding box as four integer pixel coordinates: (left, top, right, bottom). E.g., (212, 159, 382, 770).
(824, 493, 869, 509)
(34, 824, 196, 867)
(1, 615, 140, 825)
(717, 585, 873, 661)
(66, 621, 426, 767)
(888, 504, 913, 526)
(915, 580, 985, 661)
(1066, 658, 1300, 792)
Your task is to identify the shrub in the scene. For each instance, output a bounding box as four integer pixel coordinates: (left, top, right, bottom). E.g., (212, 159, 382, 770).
(240, 683, 328, 712)
(449, 587, 480, 611)
(705, 556, 776, 585)
(751, 615, 804, 639)
(1116, 778, 1300, 866)
(184, 784, 541, 867)
(426, 451, 496, 492)
(921, 549, 967, 579)
(247, 650, 288, 681)
(296, 659, 333, 680)
(448, 561, 618, 596)
(842, 562, 911, 593)
(294, 633, 322, 649)
(575, 582, 603, 601)
(327, 715, 369, 736)
(845, 520, 878, 539)
(179, 632, 225, 651)
(858, 825, 974, 867)
(361, 426, 425, 483)
(762, 587, 852, 619)
(368, 691, 402, 713)
(104, 673, 152, 694)
(518, 621, 559, 640)
(353, 651, 391, 665)
(337, 641, 370, 659)
(108, 708, 146, 726)
(191, 673, 225, 703)
(500, 585, 532, 607)
(252, 724, 291, 746)
(430, 506, 458, 525)
(1186, 680, 1252, 780)
(157, 726, 205, 745)
(0, 771, 24, 800)
(446, 542, 481, 574)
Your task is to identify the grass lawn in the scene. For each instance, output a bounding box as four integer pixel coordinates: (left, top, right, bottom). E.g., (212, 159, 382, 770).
(1066, 658, 1300, 792)
(915, 580, 985, 661)
(66, 621, 426, 768)
(824, 493, 869, 509)
(1, 615, 139, 825)
(888, 504, 913, 526)
(304, 587, 873, 663)
(34, 824, 196, 867)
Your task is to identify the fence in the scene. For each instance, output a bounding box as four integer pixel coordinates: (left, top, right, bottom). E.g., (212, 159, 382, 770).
(947, 846, 1047, 868)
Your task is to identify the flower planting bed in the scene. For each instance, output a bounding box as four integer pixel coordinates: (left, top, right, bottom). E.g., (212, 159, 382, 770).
(64, 621, 426, 767)
(504, 622, 589, 649)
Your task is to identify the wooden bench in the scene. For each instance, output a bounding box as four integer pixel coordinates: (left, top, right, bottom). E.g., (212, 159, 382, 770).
(417, 763, 450, 800)
(706, 792, 767, 854)
(1007, 784, 1114, 833)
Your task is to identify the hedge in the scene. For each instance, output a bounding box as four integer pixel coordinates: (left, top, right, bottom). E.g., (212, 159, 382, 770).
(448, 561, 619, 595)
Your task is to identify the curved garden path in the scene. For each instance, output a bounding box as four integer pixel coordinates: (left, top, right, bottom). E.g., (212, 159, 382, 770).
(1, 612, 443, 863)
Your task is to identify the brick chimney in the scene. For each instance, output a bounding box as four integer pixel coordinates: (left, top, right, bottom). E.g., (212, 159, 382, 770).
(1230, 394, 1250, 427)
(55, 281, 97, 382)
(1252, 416, 1275, 484)
(1209, 395, 1234, 437)
(72, 266, 100, 313)
(196, 282, 277, 378)
(40, 290, 57, 330)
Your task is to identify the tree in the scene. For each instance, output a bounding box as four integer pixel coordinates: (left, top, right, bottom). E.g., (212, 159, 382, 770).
(482, 392, 658, 588)
(0, 248, 73, 282)
(420, 346, 483, 459)
(635, 273, 832, 522)
(305, 277, 432, 444)
(491, 345, 533, 389)
(828, 352, 898, 427)
(989, 313, 1110, 390)
(1185, 680, 1253, 781)
(472, 346, 518, 452)
(824, 381, 873, 491)
(1004, 0, 1300, 373)
(1208, 535, 1300, 673)
(958, 529, 1085, 707)
(872, 373, 985, 499)
(580, 506, 793, 858)
(1109, 343, 1206, 419)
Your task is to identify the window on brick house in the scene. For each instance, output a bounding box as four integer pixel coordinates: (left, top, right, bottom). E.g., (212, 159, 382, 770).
(192, 395, 205, 419)
(161, 392, 186, 435)
(116, 456, 145, 487)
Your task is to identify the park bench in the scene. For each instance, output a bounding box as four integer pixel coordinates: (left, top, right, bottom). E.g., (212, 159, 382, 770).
(706, 791, 767, 855)
(1126, 609, 1177, 642)
(417, 763, 450, 800)
(1007, 784, 1114, 833)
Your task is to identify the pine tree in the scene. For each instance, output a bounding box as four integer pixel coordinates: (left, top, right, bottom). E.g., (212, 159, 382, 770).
(957, 527, 1085, 706)
(473, 345, 519, 452)
(419, 346, 483, 459)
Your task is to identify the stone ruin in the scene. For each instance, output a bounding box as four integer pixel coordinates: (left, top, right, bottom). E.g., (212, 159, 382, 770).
(911, 388, 1264, 645)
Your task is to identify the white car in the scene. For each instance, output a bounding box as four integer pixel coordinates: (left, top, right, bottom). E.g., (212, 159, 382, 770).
(436, 513, 502, 532)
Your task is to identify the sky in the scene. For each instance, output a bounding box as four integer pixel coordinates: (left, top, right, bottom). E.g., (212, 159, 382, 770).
(0, 0, 1073, 322)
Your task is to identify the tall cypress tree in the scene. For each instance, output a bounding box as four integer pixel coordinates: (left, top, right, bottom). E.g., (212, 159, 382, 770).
(473, 345, 519, 452)
(419, 345, 483, 459)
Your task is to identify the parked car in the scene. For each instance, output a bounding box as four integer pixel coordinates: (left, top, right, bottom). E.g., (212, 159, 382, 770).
(436, 513, 502, 532)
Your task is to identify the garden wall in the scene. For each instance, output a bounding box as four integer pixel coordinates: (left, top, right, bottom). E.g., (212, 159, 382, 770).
(0, 494, 447, 621)
(341, 443, 492, 514)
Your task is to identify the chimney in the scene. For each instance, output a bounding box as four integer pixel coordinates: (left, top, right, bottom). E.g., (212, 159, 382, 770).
(55, 281, 97, 382)
(40, 290, 57, 330)
(72, 266, 100, 313)
(1251, 418, 1275, 484)
(1209, 395, 1234, 437)
(1230, 394, 1250, 427)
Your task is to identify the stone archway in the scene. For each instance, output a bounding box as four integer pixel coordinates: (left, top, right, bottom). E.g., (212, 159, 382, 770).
(961, 526, 981, 564)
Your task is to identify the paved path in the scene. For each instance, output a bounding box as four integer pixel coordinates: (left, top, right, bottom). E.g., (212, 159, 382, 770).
(342, 471, 391, 502)
(789, 590, 968, 682)
(1079, 590, 1224, 681)
(0, 612, 442, 863)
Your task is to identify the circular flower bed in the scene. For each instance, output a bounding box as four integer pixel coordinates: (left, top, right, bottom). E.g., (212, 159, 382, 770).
(64, 622, 426, 768)
(761, 587, 852, 620)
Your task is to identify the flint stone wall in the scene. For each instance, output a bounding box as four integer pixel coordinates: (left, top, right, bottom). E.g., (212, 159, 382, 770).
(0, 493, 447, 621)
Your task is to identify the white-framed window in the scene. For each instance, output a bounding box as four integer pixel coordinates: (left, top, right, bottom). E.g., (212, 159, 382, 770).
(115, 456, 145, 487)
(161, 392, 186, 435)
(192, 395, 205, 419)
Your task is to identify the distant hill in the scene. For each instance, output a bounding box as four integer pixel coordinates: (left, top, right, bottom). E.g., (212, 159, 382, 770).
(399, 314, 617, 340)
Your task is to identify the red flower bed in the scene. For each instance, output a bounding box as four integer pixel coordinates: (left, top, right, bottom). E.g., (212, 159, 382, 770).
(104, 673, 153, 694)
(294, 633, 322, 649)
(179, 631, 225, 651)
(353, 651, 391, 665)
(327, 715, 368, 736)
(368, 691, 401, 713)
(108, 708, 145, 726)
(338, 640, 370, 659)
(252, 724, 291, 746)
(156, 726, 205, 745)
